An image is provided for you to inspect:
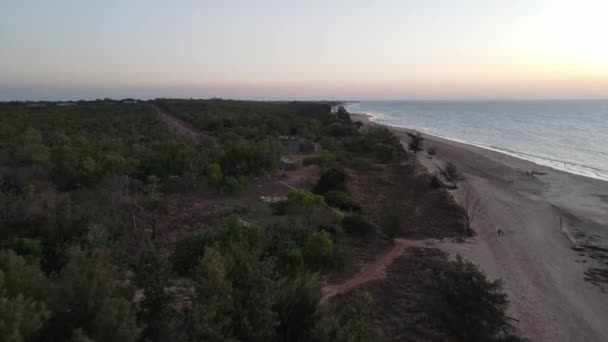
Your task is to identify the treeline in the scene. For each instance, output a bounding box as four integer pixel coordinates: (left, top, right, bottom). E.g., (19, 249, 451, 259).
(0, 102, 197, 188)
(155, 99, 330, 140)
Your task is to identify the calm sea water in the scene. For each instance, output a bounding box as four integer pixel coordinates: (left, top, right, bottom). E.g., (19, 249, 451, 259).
(346, 100, 608, 181)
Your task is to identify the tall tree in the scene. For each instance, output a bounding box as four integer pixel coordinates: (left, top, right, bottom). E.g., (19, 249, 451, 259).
(136, 245, 173, 341)
(456, 187, 482, 236)
(274, 272, 322, 342)
(190, 246, 234, 342)
(0, 250, 50, 342)
(47, 247, 140, 342)
(0, 293, 49, 342)
(426, 256, 519, 341)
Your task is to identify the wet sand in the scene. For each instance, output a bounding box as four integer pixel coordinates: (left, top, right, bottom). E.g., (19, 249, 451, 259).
(353, 113, 608, 341)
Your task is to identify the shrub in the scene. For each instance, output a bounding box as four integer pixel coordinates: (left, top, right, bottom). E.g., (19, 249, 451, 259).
(426, 256, 524, 341)
(223, 176, 246, 195)
(275, 189, 325, 216)
(429, 174, 443, 189)
(9, 238, 43, 259)
(332, 244, 353, 269)
(324, 191, 361, 212)
(377, 201, 407, 239)
(302, 230, 334, 271)
(326, 123, 356, 137)
(303, 150, 335, 168)
(347, 157, 372, 169)
(375, 172, 392, 185)
(336, 106, 351, 121)
(406, 132, 424, 153)
(278, 247, 305, 275)
(314, 167, 347, 194)
(443, 162, 461, 184)
(341, 215, 375, 236)
(274, 272, 322, 341)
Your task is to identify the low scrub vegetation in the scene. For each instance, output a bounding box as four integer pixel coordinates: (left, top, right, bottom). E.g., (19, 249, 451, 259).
(342, 214, 375, 236)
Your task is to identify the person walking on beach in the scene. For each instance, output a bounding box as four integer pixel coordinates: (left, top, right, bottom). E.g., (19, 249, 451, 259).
(497, 226, 504, 235)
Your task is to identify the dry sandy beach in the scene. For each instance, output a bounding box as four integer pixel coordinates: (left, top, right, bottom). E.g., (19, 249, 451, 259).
(353, 113, 608, 342)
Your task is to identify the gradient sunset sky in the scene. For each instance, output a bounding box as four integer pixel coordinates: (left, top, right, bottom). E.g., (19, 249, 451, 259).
(2, 0, 607, 100)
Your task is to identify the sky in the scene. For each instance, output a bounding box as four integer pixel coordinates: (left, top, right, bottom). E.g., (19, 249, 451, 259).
(1, 0, 607, 100)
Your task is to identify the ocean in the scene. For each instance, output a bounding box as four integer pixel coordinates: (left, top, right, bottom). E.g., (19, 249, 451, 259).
(346, 100, 608, 181)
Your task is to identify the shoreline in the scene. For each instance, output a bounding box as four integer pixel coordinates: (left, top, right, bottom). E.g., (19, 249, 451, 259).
(353, 111, 608, 182)
(352, 112, 608, 341)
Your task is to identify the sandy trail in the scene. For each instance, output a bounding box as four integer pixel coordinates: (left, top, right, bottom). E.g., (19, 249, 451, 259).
(322, 239, 430, 303)
(154, 104, 202, 140)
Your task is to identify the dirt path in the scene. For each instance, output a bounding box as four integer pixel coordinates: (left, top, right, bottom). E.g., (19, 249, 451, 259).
(321, 239, 429, 302)
(154, 104, 202, 140)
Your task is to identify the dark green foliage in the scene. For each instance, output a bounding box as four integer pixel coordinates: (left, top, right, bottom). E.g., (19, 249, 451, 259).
(429, 173, 443, 189)
(331, 244, 353, 270)
(190, 243, 278, 341)
(377, 200, 408, 239)
(274, 189, 326, 216)
(136, 245, 173, 342)
(206, 162, 223, 190)
(330, 126, 404, 163)
(0, 102, 197, 188)
(189, 246, 234, 341)
(426, 256, 523, 342)
(274, 272, 322, 342)
(265, 220, 312, 256)
(0, 249, 49, 300)
(265, 221, 311, 275)
(336, 106, 351, 121)
(444, 162, 461, 184)
(156, 99, 329, 141)
(223, 176, 247, 195)
(324, 190, 361, 212)
(220, 137, 284, 177)
(8, 238, 43, 260)
(272, 191, 337, 231)
(311, 291, 384, 342)
(302, 230, 335, 271)
(303, 150, 336, 168)
(265, 220, 349, 274)
(172, 233, 213, 276)
(44, 247, 140, 341)
(342, 215, 375, 236)
(0, 293, 49, 342)
(406, 131, 424, 153)
(367, 127, 406, 162)
(326, 122, 357, 137)
(0, 249, 50, 342)
(277, 247, 305, 275)
(314, 167, 348, 194)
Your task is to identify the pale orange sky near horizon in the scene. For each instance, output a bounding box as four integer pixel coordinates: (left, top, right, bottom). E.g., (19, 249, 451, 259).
(1, 0, 607, 100)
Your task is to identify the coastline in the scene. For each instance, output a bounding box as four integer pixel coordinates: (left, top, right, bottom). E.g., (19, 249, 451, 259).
(352, 112, 608, 341)
(357, 111, 608, 182)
